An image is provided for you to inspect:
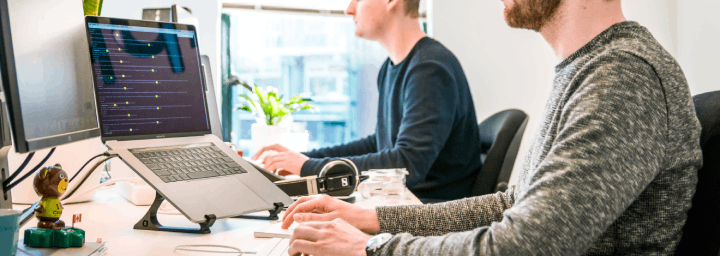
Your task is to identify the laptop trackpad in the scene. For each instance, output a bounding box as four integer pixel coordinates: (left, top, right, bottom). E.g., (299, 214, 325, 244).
(200, 178, 269, 216)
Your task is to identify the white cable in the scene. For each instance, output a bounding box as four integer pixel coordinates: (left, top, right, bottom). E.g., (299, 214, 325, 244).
(173, 244, 255, 255)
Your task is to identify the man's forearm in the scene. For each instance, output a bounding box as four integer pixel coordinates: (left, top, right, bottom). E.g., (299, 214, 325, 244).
(376, 188, 515, 236)
(304, 134, 377, 158)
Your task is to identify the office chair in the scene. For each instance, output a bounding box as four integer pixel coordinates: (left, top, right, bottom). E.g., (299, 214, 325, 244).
(675, 90, 720, 256)
(470, 109, 528, 196)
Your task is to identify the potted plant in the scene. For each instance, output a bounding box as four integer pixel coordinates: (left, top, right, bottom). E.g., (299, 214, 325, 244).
(83, 0, 104, 16)
(234, 82, 314, 152)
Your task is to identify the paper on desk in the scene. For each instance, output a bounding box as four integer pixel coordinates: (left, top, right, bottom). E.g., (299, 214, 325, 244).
(254, 221, 299, 239)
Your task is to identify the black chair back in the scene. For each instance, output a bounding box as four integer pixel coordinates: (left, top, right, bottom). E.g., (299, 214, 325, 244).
(470, 109, 528, 196)
(675, 91, 720, 255)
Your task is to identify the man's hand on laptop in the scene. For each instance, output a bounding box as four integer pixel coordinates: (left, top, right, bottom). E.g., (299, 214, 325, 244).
(253, 144, 308, 176)
(252, 144, 291, 160)
(281, 195, 381, 234)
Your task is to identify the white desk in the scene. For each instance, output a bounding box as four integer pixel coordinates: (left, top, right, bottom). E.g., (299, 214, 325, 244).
(14, 187, 421, 255)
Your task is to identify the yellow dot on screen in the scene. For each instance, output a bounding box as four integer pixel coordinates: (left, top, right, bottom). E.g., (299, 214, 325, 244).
(118, 48, 121, 51)
(151, 69, 155, 72)
(110, 77, 113, 80)
(116, 33, 119, 37)
(148, 43, 151, 46)
(152, 56, 155, 59)
(114, 104, 117, 107)
(122, 75, 125, 78)
(155, 81, 158, 84)
(156, 121, 159, 124)
(126, 101, 129, 104)
(130, 128, 133, 132)
(128, 114, 130, 117)
(157, 107, 159, 110)
(120, 60, 123, 64)
(106, 49, 109, 52)
(155, 95, 158, 98)
(124, 87, 126, 90)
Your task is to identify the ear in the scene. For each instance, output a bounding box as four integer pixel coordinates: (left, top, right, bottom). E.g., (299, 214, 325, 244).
(386, 0, 402, 14)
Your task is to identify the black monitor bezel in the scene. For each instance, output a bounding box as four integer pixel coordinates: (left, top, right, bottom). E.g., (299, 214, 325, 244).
(84, 16, 212, 143)
(0, 0, 101, 154)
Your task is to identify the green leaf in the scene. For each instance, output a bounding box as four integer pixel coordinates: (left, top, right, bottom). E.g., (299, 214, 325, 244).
(254, 85, 268, 106)
(83, 0, 103, 16)
(239, 94, 258, 112)
(234, 105, 252, 113)
(285, 96, 312, 106)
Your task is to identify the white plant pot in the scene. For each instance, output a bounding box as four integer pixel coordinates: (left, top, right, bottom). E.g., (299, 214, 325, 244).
(251, 115, 310, 155)
(251, 123, 289, 154)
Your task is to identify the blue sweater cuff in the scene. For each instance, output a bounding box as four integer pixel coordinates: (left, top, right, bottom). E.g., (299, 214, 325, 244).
(300, 158, 330, 177)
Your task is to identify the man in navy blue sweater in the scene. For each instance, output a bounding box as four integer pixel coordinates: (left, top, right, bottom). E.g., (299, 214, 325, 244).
(252, 0, 482, 201)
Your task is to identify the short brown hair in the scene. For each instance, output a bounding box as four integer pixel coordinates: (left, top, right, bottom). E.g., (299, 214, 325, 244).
(403, 0, 421, 18)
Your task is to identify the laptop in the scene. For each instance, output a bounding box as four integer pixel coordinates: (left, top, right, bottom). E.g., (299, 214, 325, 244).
(83, 16, 293, 223)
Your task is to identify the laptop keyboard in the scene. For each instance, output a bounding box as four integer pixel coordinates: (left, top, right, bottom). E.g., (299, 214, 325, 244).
(130, 143, 247, 183)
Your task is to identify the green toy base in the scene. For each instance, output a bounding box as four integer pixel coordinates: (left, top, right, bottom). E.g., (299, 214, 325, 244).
(24, 227, 85, 248)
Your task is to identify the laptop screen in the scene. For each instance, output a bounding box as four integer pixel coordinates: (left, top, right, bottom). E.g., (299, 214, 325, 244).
(86, 18, 210, 140)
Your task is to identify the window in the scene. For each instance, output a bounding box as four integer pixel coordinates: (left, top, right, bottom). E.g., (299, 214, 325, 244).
(221, 2, 427, 156)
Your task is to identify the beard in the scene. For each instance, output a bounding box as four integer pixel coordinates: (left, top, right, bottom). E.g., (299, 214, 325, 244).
(505, 0, 563, 32)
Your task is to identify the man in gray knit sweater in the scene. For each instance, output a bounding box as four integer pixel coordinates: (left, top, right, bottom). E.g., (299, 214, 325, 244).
(280, 0, 703, 255)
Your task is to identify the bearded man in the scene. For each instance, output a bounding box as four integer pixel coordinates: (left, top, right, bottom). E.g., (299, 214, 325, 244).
(279, 0, 703, 255)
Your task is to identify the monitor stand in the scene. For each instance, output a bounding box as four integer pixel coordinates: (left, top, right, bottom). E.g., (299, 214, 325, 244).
(0, 99, 13, 210)
(0, 144, 13, 210)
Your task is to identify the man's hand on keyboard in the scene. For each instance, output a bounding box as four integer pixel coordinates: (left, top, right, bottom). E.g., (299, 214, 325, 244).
(254, 144, 308, 176)
(288, 218, 370, 256)
(282, 195, 380, 234)
(252, 144, 291, 161)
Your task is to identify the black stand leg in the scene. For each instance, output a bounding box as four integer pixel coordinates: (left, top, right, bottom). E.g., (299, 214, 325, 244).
(232, 202, 284, 220)
(134, 192, 216, 234)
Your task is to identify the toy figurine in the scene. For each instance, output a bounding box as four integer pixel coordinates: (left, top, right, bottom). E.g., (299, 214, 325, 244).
(24, 164, 85, 248)
(33, 164, 68, 230)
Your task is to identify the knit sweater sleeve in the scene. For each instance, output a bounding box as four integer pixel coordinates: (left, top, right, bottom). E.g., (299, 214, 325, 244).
(375, 52, 669, 256)
(376, 186, 516, 236)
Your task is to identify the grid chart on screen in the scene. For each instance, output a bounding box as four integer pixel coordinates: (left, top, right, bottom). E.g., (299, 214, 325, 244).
(87, 22, 209, 137)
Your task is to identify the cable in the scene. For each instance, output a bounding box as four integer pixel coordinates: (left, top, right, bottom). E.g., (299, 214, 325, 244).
(2, 152, 34, 187)
(61, 155, 118, 200)
(69, 152, 107, 183)
(103, 163, 112, 180)
(174, 244, 255, 255)
(5, 148, 56, 191)
(61, 177, 142, 203)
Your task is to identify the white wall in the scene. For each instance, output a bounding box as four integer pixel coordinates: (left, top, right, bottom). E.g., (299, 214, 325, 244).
(431, 0, 556, 186)
(431, 0, 690, 186)
(677, 0, 720, 95)
(102, 0, 222, 104)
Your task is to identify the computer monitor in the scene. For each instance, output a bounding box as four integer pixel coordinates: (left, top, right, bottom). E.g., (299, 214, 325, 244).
(0, 0, 101, 209)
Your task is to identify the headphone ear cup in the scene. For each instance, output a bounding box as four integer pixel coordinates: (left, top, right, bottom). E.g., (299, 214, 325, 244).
(318, 159, 359, 196)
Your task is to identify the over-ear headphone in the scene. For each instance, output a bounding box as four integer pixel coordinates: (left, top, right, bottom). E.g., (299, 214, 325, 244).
(317, 159, 359, 196)
(260, 158, 360, 197)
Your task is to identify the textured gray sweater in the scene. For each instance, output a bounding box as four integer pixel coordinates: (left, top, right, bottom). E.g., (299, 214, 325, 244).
(374, 21, 703, 255)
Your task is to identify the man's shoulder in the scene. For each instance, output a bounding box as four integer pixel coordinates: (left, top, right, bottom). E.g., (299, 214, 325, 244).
(407, 38, 461, 69)
(580, 26, 677, 80)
